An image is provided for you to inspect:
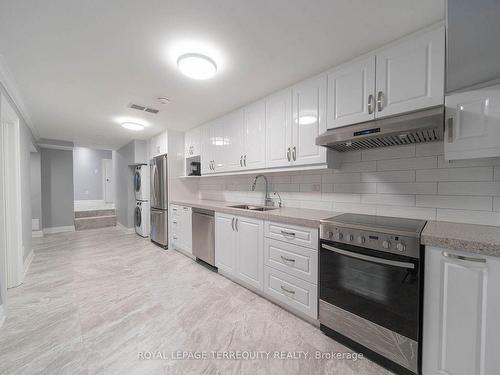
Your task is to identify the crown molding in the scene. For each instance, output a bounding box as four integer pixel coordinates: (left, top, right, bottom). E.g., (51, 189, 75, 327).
(0, 54, 40, 140)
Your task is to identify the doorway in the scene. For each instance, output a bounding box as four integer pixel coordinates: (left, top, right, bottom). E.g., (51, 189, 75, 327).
(0, 94, 23, 296)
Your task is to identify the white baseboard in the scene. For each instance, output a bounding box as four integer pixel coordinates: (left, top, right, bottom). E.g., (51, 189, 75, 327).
(43, 225, 75, 235)
(0, 305, 5, 328)
(32, 218, 40, 231)
(32, 230, 44, 238)
(116, 222, 135, 234)
(23, 249, 34, 278)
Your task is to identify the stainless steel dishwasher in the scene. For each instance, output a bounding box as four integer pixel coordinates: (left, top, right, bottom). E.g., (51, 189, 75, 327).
(192, 208, 216, 269)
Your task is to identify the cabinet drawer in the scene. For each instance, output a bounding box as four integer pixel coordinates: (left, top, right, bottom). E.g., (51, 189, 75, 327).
(264, 238, 318, 284)
(170, 204, 182, 217)
(265, 221, 318, 249)
(264, 266, 317, 319)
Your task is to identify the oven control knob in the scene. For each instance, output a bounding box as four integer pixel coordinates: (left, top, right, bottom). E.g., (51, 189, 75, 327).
(348, 234, 354, 242)
(357, 236, 365, 244)
(382, 240, 391, 249)
(396, 243, 406, 252)
(326, 231, 334, 239)
(334, 232, 343, 240)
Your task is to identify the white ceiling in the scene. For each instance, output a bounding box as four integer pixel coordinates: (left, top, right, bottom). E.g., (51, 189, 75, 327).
(0, 0, 444, 150)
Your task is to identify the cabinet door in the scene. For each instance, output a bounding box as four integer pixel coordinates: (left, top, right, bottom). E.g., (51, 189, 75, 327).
(181, 206, 192, 254)
(292, 74, 327, 166)
(265, 89, 293, 168)
(235, 216, 264, 290)
(444, 83, 500, 160)
(375, 26, 444, 117)
(423, 248, 500, 375)
(190, 127, 201, 157)
(215, 213, 237, 275)
(222, 110, 245, 172)
(327, 55, 376, 128)
(212, 119, 226, 172)
(243, 100, 266, 170)
(184, 130, 191, 158)
(200, 124, 214, 175)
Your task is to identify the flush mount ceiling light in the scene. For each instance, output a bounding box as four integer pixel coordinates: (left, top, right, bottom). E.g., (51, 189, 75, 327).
(297, 115, 317, 125)
(121, 122, 144, 131)
(177, 53, 217, 80)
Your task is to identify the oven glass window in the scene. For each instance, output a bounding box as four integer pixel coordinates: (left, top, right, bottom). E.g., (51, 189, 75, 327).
(320, 242, 420, 340)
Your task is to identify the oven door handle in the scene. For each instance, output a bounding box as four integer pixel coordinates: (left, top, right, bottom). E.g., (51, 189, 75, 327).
(321, 244, 415, 269)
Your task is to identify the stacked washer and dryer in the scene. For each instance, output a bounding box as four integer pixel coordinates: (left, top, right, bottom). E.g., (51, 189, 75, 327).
(134, 165, 150, 237)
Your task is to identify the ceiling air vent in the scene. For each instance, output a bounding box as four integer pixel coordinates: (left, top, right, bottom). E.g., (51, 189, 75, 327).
(128, 103, 159, 114)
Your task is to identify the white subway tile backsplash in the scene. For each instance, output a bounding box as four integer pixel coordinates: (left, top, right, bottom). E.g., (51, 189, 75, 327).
(416, 167, 493, 182)
(415, 142, 444, 157)
(198, 148, 500, 226)
(361, 194, 415, 207)
(334, 183, 377, 194)
(377, 156, 437, 171)
(377, 182, 437, 195)
(333, 202, 377, 215)
(322, 193, 361, 203)
(438, 182, 500, 196)
(340, 161, 377, 173)
(376, 206, 437, 220)
(437, 209, 500, 226)
(416, 195, 493, 210)
(362, 145, 415, 161)
(361, 170, 415, 183)
(322, 172, 361, 184)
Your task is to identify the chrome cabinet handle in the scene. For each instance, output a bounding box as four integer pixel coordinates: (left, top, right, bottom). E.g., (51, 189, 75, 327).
(287, 147, 291, 162)
(292, 146, 296, 161)
(281, 256, 296, 263)
(235, 218, 239, 231)
(240, 155, 243, 167)
(367, 94, 374, 114)
(280, 230, 296, 238)
(280, 285, 295, 294)
(231, 217, 235, 231)
(447, 118, 454, 143)
(173, 235, 178, 240)
(172, 220, 178, 224)
(322, 244, 415, 269)
(376, 91, 385, 112)
(243, 155, 247, 167)
(442, 251, 486, 263)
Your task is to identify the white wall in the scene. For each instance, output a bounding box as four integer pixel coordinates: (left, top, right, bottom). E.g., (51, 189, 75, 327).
(199, 142, 500, 226)
(73, 147, 112, 200)
(30, 152, 42, 230)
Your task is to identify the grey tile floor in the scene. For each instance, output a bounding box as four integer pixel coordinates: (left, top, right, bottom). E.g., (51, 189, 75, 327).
(0, 227, 392, 375)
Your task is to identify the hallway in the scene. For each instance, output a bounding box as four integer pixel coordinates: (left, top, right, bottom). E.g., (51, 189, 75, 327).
(0, 228, 389, 375)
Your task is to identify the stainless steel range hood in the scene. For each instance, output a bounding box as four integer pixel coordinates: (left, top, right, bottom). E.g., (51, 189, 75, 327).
(316, 106, 444, 152)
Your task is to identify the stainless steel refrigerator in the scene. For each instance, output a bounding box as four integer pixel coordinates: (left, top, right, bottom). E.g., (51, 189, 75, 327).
(150, 154, 168, 248)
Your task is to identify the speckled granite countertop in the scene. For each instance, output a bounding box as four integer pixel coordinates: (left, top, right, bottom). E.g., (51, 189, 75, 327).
(421, 221, 500, 257)
(169, 199, 339, 227)
(170, 199, 500, 256)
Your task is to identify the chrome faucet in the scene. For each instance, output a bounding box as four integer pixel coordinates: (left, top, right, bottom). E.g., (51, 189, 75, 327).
(251, 174, 273, 206)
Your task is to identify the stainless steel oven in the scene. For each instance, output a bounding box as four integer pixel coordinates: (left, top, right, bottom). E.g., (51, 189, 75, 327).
(319, 214, 426, 375)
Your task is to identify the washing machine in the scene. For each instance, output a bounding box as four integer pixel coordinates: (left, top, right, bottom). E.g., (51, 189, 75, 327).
(135, 200, 150, 237)
(134, 165, 150, 201)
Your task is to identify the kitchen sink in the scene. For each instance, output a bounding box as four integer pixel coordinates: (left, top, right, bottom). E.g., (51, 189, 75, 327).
(228, 204, 278, 211)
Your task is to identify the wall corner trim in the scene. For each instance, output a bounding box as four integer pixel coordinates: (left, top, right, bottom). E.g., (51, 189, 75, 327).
(23, 249, 34, 279)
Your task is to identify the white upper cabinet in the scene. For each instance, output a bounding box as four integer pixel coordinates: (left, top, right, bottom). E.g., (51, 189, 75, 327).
(444, 83, 500, 160)
(242, 100, 266, 170)
(265, 89, 293, 168)
(200, 123, 214, 174)
(292, 74, 327, 166)
(150, 131, 168, 159)
(185, 127, 200, 158)
(375, 25, 445, 117)
(222, 110, 244, 172)
(327, 55, 376, 128)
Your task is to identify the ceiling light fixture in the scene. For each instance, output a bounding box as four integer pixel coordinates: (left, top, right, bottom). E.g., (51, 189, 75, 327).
(121, 122, 144, 131)
(177, 53, 217, 80)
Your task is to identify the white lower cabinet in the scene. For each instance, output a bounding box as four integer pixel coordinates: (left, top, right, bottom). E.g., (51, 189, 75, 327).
(423, 247, 500, 375)
(170, 205, 192, 254)
(215, 213, 263, 290)
(264, 266, 318, 319)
